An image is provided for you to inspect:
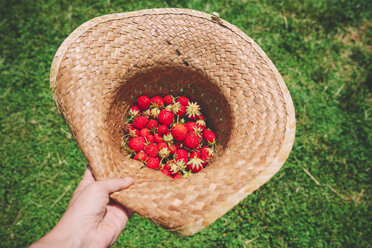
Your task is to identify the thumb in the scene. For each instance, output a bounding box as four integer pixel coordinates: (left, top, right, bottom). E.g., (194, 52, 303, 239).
(96, 177, 134, 194)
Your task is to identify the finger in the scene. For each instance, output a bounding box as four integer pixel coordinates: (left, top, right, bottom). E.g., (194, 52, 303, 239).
(105, 203, 130, 229)
(76, 167, 95, 191)
(101, 204, 130, 245)
(96, 177, 133, 194)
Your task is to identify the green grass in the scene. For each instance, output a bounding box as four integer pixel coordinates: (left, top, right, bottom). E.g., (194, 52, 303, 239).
(1, 0, 371, 247)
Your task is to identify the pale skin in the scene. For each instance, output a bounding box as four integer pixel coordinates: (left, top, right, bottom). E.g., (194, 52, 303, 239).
(30, 167, 134, 248)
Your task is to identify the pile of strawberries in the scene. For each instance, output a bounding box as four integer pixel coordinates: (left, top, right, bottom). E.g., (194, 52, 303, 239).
(122, 95, 216, 179)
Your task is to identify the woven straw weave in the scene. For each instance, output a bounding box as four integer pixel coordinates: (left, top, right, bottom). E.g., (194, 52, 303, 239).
(50, 8, 295, 236)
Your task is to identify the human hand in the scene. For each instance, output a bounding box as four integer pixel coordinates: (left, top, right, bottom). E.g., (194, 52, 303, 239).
(30, 167, 134, 248)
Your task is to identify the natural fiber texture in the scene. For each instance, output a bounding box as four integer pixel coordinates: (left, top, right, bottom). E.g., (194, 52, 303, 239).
(50, 8, 295, 236)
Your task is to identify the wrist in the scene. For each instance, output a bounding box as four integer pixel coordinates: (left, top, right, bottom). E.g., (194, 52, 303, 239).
(30, 230, 80, 248)
(30, 215, 82, 248)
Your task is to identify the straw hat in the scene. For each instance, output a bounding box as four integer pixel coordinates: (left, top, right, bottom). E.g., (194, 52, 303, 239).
(50, 8, 295, 236)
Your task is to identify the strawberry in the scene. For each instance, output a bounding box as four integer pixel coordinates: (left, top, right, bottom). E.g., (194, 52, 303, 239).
(184, 132, 200, 149)
(169, 144, 177, 154)
(158, 110, 174, 126)
(162, 132, 174, 144)
(154, 133, 163, 144)
(143, 134, 154, 143)
(176, 96, 190, 106)
(163, 160, 172, 170)
(171, 123, 188, 142)
(172, 172, 182, 179)
(139, 128, 151, 138)
(129, 106, 140, 117)
(157, 142, 168, 151)
(128, 137, 145, 153)
(147, 119, 158, 131)
(200, 146, 214, 162)
(186, 102, 201, 119)
(137, 96, 150, 110)
(163, 95, 174, 105)
(169, 159, 186, 173)
(198, 114, 205, 121)
(158, 147, 171, 159)
(185, 122, 198, 133)
(142, 109, 151, 118)
(144, 143, 158, 157)
(175, 143, 182, 149)
(150, 96, 164, 108)
(150, 108, 160, 118)
(158, 125, 168, 135)
(187, 157, 204, 173)
(134, 151, 147, 162)
(125, 124, 134, 133)
(147, 157, 160, 169)
(171, 102, 186, 116)
(174, 149, 188, 163)
(126, 127, 140, 137)
(161, 169, 172, 177)
(190, 150, 201, 159)
(196, 119, 206, 130)
(133, 116, 149, 129)
(165, 104, 173, 112)
(203, 129, 216, 145)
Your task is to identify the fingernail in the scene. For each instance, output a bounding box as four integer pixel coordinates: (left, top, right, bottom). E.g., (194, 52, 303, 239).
(124, 177, 133, 183)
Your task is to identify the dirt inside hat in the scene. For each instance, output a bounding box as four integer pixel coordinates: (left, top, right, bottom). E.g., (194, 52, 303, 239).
(50, 8, 296, 236)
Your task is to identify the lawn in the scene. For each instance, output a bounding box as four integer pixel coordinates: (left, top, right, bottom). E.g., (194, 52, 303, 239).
(0, 0, 371, 247)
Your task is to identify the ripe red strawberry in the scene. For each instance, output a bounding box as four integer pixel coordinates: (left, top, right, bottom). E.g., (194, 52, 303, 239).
(147, 119, 158, 131)
(133, 116, 149, 129)
(143, 134, 154, 143)
(158, 110, 174, 126)
(176, 96, 190, 106)
(157, 142, 168, 151)
(172, 172, 182, 179)
(126, 126, 140, 137)
(137, 96, 150, 110)
(162, 132, 173, 144)
(158, 146, 171, 159)
(185, 122, 198, 133)
(154, 133, 163, 144)
(147, 157, 160, 169)
(175, 143, 182, 149)
(139, 128, 151, 137)
(196, 119, 206, 130)
(187, 157, 204, 173)
(171, 123, 188, 141)
(125, 124, 134, 133)
(128, 137, 145, 153)
(134, 151, 147, 162)
(144, 143, 158, 157)
(184, 132, 200, 149)
(200, 146, 214, 161)
(142, 109, 151, 118)
(163, 160, 172, 170)
(186, 102, 201, 119)
(129, 106, 140, 117)
(172, 102, 186, 116)
(161, 169, 172, 177)
(163, 95, 174, 105)
(203, 129, 216, 145)
(158, 125, 168, 135)
(174, 149, 188, 163)
(190, 150, 201, 159)
(150, 108, 160, 118)
(198, 114, 205, 120)
(169, 144, 177, 154)
(150, 96, 164, 108)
